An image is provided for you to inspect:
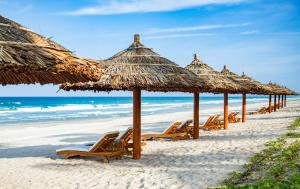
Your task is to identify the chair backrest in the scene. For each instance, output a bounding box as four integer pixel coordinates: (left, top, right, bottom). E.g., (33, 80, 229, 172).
(203, 115, 214, 126)
(228, 112, 234, 118)
(233, 112, 239, 117)
(258, 107, 266, 111)
(177, 119, 193, 132)
(211, 114, 221, 124)
(163, 121, 182, 134)
(118, 127, 133, 143)
(89, 131, 120, 152)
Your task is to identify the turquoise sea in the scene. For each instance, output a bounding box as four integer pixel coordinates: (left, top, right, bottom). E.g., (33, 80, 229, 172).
(0, 96, 298, 125)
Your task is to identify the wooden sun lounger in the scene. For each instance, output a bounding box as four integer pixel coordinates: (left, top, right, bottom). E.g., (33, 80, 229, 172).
(141, 120, 192, 141)
(115, 127, 146, 155)
(56, 131, 123, 162)
(207, 114, 224, 130)
(199, 115, 215, 130)
(229, 111, 241, 123)
(258, 107, 268, 114)
(199, 114, 224, 131)
(248, 107, 268, 115)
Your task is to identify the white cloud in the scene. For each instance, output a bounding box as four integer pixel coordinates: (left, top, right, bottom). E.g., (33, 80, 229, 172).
(240, 30, 260, 35)
(148, 22, 251, 33)
(66, 0, 247, 15)
(145, 33, 216, 39)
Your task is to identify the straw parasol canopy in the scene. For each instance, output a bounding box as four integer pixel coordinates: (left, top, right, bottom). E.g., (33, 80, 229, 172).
(185, 54, 243, 94)
(221, 65, 271, 94)
(61, 34, 200, 92)
(0, 15, 101, 85)
(61, 34, 202, 160)
(266, 82, 297, 95)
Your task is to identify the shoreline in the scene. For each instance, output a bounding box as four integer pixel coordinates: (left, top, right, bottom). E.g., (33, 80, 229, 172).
(0, 99, 273, 129)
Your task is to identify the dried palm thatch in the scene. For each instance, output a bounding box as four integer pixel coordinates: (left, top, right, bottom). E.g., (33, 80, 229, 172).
(285, 87, 298, 95)
(221, 65, 272, 94)
(185, 54, 244, 94)
(266, 82, 297, 95)
(61, 34, 200, 93)
(0, 15, 102, 85)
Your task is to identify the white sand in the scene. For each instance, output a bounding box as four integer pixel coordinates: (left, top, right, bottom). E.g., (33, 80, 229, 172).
(0, 100, 299, 189)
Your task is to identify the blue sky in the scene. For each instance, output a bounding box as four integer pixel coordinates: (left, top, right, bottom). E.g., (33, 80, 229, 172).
(0, 0, 299, 96)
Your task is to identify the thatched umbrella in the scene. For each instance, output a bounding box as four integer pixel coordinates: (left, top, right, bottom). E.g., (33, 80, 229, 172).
(0, 15, 101, 85)
(61, 34, 201, 159)
(283, 87, 298, 107)
(185, 54, 244, 129)
(266, 82, 295, 111)
(221, 65, 271, 122)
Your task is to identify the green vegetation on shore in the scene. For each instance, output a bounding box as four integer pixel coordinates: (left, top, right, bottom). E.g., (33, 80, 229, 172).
(214, 116, 300, 189)
(288, 117, 300, 130)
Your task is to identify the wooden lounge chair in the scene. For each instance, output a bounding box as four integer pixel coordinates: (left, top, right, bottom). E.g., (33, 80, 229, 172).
(176, 119, 194, 138)
(248, 107, 268, 115)
(200, 114, 224, 131)
(56, 131, 123, 162)
(114, 127, 146, 155)
(187, 115, 214, 135)
(199, 115, 215, 130)
(208, 114, 224, 130)
(229, 111, 241, 123)
(141, 120, 192, 141)
(257, 107, 268, 114)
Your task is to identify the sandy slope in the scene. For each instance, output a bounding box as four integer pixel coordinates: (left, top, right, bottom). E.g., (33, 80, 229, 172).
(0, 100, 299, 189)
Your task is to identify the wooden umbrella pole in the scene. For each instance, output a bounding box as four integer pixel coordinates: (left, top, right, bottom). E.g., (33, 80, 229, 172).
(274, 95, 277, 112)
(224, 92, 229, 129)
(285, 95, 287, 107)
(268, 95, 272, 113)
(278, 95, 280, 109)
(193, 91, 199, 139)
(281, 95, 284, 108)
(133, 88, 141, 159)
(242, 93, 246, 122)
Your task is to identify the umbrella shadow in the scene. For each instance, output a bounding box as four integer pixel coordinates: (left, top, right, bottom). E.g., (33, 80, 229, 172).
(0, 144, 65, 159)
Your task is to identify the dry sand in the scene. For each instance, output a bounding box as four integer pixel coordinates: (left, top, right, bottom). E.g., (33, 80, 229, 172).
(0, 99, 299, 189)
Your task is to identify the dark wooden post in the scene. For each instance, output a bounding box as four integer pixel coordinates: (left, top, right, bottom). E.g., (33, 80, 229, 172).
(193, 91, 199, 139)
(278, 95, 280, 109)
(242, 93, 246, 122)
(133, 89, 141, 159)
(285, 95, 287, 107)
(268, 95, 272, 113)
(224, 92, 229, 129)
(281, 95, 284, 108)
(274, 95, 277, 112)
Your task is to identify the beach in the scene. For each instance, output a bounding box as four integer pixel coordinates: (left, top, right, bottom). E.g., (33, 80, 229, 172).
(0, 99, 299, 189)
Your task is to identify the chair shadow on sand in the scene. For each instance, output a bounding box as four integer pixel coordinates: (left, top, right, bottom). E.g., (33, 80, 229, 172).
(30, 147, 249, 188)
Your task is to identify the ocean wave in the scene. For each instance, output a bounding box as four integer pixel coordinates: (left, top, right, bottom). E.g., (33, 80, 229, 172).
(0, 98, 268, 115)
(78, 110, 131, 116)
